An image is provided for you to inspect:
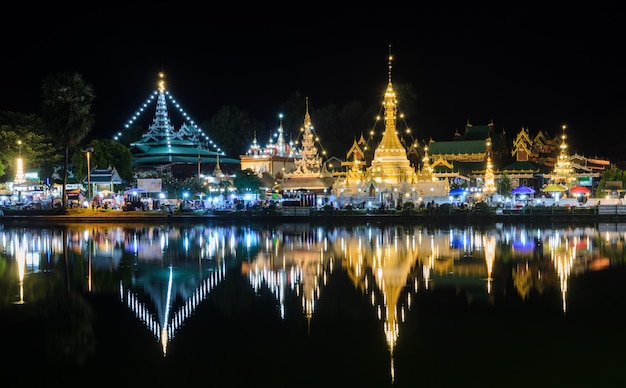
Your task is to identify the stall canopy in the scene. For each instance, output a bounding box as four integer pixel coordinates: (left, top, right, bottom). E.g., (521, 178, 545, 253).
(569, 186, 591, 194)
(449, 188, 467, 196)
(543, 184, 566, 192)
(511, 185, 535, 195)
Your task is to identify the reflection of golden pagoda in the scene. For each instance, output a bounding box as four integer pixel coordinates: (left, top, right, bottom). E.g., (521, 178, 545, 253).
(332, 47, 448, 208)
(245, 226, 329, 329)
(338, 227, 426, 383)
(371, 239, 418, 383)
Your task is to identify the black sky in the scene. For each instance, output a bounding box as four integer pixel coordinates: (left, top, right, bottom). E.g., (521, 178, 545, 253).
(2, 11, 625, 160)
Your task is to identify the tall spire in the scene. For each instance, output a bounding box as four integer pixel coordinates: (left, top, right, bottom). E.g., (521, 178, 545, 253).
(292, 97, 322, 174)
(276, 114, 288, 156)
(388, 43, 393, 84)
(370, 44, 414, 183)
(375, 45, 407, 156)
(213, 153, 222, 176)
(332, 44, 450, 203)
(141, 72, 176, 162)
(553, 124, 573, 186)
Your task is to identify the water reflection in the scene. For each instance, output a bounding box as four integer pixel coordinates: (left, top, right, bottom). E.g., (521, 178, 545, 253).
(2, 221, 625, 386)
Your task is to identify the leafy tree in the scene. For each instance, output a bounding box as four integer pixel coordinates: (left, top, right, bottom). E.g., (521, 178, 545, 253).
(113, 123, 144, 148)
(160, 176, 206, 199)
(497, 172, 512, 197)
(596, 166, 626, 196)
(42, 73, 95, 208)
(0, 112, 59, 182)
(71, 138, 134, 185)
(201, 106, 264, 157)
(232, 168, 262, 194)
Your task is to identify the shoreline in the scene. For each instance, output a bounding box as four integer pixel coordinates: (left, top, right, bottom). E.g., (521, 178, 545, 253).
(3, 210, 626, 225)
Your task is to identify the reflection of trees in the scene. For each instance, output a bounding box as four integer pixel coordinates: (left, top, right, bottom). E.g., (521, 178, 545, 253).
(45, 291, 96, 366)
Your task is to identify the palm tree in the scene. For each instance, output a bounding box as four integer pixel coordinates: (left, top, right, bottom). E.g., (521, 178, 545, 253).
(42, 72, 95, 208)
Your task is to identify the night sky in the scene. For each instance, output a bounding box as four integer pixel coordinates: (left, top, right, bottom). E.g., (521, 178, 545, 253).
(2, 11, 624, 161)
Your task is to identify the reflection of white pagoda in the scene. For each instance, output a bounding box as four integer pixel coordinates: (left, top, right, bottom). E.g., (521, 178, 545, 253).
(245, 225, 329, 330)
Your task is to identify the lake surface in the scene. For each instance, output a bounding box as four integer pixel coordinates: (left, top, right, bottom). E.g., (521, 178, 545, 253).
(1, 220, 625, 387)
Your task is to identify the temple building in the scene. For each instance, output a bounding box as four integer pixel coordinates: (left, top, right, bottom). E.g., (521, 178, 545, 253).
(280, 98, 335, 204)
(331, 50, 448, 208)
(427, 120, 608, 199)
(239, 114, 296, 191)
(429, 120, 509, 193)
(121, 72, 240, 180)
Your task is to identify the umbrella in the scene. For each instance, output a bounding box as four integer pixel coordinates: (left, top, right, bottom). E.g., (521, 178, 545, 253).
(569, 185, 590, 194)
(97, 189, 115, 197)
(449, 188, 467, 196)
(543, 184, 566, 192)
(511, 185, 535, 195)
(124, 188, 146, 195)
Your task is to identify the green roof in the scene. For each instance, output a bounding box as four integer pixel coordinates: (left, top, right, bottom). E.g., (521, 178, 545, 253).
(429, 140, 486, 155)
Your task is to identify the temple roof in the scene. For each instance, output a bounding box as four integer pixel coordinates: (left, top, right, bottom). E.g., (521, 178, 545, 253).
(429, 140, 487, 155)
(123, 72, 239, 172)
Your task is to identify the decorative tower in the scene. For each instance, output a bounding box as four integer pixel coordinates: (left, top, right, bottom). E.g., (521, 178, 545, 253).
(213, 153, 222, 176)
(483, 138, 497, 195)
(292, 97, 323, 174)
(127, 72, 232, 177)
(276, 114, 288, 157)
(142, 72, 176, 149)
(368, 48, 418, 185)
(332, 45, 448, 207)
(552, 125, 574, 186)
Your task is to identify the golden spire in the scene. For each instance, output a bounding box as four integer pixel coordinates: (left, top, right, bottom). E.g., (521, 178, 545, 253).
(214, 153, 222, 175)
(374, 44, 408, 157)
(388, 43, 393, 84)
(158, 72, 166, 93)
(303, 96, 312, 131)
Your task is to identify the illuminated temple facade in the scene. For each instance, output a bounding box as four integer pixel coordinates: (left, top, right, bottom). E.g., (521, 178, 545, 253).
(331, 52, 448, 208)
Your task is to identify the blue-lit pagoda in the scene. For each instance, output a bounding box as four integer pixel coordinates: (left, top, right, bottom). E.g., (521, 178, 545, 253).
(125, 72, 239, 179)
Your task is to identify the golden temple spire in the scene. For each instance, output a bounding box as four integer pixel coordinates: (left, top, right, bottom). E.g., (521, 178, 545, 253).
(304, 97, 312, 131)
(158, 72, 166, 93)
(374, 44, 408, 157)
(214, 153, 222, 175)
(388, 43, 393, 84)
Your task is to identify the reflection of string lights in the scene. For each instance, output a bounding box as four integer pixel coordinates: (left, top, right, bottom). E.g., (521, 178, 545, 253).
(1, 222, 619, 372)
(121, 266, 226, 356)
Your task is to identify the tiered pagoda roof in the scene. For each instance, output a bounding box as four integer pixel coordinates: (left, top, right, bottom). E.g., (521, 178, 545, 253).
(127, 73, 239, 174)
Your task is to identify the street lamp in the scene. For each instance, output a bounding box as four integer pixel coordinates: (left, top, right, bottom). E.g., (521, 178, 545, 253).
(15, 140, 25, 184)
(82, 147, 94, 206)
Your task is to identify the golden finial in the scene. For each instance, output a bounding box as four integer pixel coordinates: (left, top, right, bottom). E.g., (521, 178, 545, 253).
(388, 43, 393, 83)
(158, 72, 166, 93)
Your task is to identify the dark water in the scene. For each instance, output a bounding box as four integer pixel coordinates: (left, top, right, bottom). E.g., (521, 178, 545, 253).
(1, 220, 625, 387)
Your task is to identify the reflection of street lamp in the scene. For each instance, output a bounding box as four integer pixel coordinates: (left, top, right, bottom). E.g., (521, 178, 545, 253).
(82, 147, 94, 205)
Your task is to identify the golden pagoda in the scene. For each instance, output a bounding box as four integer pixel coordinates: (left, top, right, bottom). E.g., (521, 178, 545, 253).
(332, 46, 448, 208)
